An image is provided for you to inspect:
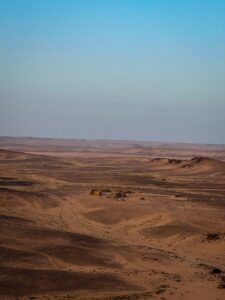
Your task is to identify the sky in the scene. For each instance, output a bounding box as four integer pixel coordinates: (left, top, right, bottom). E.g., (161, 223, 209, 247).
(0, 0, 225, 144)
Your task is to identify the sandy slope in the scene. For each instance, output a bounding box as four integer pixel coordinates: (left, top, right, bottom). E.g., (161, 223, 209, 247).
(0, 138, 225, 299)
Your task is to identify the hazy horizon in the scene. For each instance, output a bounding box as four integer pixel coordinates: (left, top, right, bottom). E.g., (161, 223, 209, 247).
(1, 0, 225, 144)
(1, 134, 225, 147)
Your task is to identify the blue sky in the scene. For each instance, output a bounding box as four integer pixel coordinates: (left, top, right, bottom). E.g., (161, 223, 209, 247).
(0, 0, 225, 143)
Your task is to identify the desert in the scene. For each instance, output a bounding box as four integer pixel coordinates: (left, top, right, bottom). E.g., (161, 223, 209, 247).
(0, 137, 225, 299)
(1, 0, 225, 299)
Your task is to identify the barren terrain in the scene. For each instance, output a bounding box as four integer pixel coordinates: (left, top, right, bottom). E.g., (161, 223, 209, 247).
(0, 137, 225, 299)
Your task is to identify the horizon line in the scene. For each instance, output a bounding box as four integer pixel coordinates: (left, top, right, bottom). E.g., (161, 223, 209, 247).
(1, 135, 225, 147)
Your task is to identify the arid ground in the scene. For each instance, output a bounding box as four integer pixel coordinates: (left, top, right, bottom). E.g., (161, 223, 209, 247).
(0, 137, 225, 300)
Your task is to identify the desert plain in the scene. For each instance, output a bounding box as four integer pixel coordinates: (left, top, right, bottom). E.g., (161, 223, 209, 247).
(0, 137, 225, 300)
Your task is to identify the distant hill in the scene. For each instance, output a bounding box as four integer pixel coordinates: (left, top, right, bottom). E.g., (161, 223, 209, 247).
(0, 136, 225, 161)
